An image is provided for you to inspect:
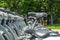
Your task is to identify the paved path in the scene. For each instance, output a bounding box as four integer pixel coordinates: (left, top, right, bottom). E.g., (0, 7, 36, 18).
(52, 29, 60, 34)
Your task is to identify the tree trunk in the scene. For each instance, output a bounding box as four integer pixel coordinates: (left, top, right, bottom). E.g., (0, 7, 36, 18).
(50, 0, 54, 25)
(51, 13, 53, 25)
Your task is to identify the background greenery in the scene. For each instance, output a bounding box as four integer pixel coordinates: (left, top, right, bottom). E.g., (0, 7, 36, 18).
(46, 23, 60, 29)
(0, 0, 60, 25)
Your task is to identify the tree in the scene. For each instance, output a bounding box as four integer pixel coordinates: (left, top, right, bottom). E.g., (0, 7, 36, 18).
(0, 0, 60, 24)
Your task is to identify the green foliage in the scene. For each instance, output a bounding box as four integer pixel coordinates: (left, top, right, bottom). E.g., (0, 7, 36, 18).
(0, 0, 60, 23)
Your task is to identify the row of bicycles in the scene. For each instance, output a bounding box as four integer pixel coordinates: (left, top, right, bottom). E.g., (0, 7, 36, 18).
(0, 8, 60, 40)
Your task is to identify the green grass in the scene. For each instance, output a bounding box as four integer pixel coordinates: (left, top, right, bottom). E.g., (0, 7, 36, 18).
(46, 23, 60, 30)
